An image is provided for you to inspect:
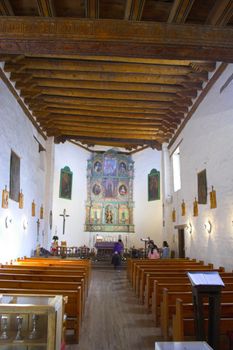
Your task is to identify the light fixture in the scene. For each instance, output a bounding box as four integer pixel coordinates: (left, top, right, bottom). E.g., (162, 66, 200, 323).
(23, 218, 28, 230)
(186, 222, 192, 234)
(204, 220, 212, 233)
(5, 216, 12, 228)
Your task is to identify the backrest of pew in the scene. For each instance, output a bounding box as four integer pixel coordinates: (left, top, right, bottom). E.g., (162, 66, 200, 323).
(172, 297, 233, 342)
(127, 258, 194, 281)
(144, 272, 233, 308)
(134, 264, 216, 296)
(132, 261, 207, 288)
(1, 264, 90, 286)
(133, 263, 214, 291)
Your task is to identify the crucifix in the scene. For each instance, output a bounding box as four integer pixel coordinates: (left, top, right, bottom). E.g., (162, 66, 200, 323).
(59, 209, 70, 235)
(36, 219, 40, 242)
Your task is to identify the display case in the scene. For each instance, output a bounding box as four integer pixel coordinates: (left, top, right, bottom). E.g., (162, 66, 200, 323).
(0, 294, 63, 350)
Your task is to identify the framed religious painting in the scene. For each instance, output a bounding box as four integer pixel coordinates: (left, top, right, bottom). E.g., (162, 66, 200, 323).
(197, 169, 207, 204)
(9, 150, 20, 202)
(59, 166, 73, 200)
(148, 169, 160, 201)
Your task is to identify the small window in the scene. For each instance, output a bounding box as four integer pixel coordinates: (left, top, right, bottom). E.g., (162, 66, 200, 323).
(172, 146, 181, 192)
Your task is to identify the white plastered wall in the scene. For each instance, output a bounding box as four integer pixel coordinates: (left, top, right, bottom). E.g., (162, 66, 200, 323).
(166, 64, 233, 270)
(0, 77, 50, 262)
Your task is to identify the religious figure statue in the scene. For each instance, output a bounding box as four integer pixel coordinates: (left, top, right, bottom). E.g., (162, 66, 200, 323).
(193, 197, 198, 216)
(40, 205, 44, 219)
(172, 208, 176, 222)
(18, 189, 24, 209)
(105, 208, 113, 224)
(210, 186, 217, 209)
(181, 199, 186, 216)
(32, 200, 36, 216)
(2, 186, 9, 209)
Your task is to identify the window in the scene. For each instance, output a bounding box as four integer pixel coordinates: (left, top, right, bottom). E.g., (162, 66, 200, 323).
(172, 146, 181, 192)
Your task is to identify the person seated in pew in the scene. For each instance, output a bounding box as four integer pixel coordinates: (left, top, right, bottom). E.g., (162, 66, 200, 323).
(148, 241, 160, 259)
(161, 241, 170, 259)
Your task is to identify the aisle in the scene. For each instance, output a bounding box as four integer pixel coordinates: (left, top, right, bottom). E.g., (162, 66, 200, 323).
(67, 268, 161, 350)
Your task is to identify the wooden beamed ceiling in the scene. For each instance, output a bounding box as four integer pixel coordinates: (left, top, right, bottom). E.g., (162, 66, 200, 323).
(0, 0, 233, 150)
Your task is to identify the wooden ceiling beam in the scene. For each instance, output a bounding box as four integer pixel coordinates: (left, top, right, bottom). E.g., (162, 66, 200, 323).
(168, 0, 195, 24)
(35, 108, 180, 123)
(15, 78, 187, 94)
(85, 0, 99, 18)
(26, 95, 188, 111)
(44, 121, 165, 133)
(124, 0, 145, 20)
(26, 54, 198, 66)
(48, 126, 162, 138)
(206, 0, 233, 26)
(39, 114, 177, 128)
(10, 70, 204, 85)
(55, 135, 163, 150)
(4, 59, 203, 75)
(22, 87, 184, 102)
(0, 18, 233, 61)
(0, 1, 14, 16)
(36, 0, 56, 17)
(32, 102, 173, 115)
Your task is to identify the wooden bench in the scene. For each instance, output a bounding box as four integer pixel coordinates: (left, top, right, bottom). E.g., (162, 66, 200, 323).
(151, 279, 233, 327)
(127, 258, 192, 282)
(135, 262, 210, 298)
(172, 297, 233, 349)
(144, 269, 228, 309)
(132, 260, 203, 292)
(161, 283, 233, 340)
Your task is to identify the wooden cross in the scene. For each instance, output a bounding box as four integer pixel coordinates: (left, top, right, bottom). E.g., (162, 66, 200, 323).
(59, 209, 70, 235)
(36, 219, 40, 242)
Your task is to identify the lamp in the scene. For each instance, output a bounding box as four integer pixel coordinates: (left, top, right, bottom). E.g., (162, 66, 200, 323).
(5, 216, 12, 228)
(205, 220, 212, 233)
(23, 218, 28, 230)
(187, 222, 192, 234)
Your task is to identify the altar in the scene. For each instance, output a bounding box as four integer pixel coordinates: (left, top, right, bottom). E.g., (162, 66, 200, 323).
(94, 241, 115, 260)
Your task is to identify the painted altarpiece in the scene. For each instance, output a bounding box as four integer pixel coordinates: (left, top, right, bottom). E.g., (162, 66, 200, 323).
(85, 149, 134, 232)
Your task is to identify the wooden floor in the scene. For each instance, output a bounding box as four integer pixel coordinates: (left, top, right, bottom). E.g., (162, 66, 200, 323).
(67, 267, 161, 350)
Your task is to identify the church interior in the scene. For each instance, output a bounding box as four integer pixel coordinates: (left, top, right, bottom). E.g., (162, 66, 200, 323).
(0, 0, 233, 349)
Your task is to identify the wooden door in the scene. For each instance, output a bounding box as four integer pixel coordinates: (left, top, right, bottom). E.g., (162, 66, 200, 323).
(178, 228, 185, 258)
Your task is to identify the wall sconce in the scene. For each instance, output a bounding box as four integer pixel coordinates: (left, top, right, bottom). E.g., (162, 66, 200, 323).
(23, 218, 28, 230)
(186, 222, 192, 234)
(204, 220, 212, 233)
(5, 216, 12, 228)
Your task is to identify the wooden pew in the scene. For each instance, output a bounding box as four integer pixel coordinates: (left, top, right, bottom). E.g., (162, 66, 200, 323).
(161, 280, 233, 340)
(137, 264, 216, 303)
(127, 258, 191, 283)
(152, 279, 233, 327)
(136, 261, 208, 298)
(1, 264, 90, 287)
(172, 297, 233, 348)
(0, 269, 88, 298)
(140, 264, 223, 305)
(144, 269, 228, 309)
(132, 260, 202, 292)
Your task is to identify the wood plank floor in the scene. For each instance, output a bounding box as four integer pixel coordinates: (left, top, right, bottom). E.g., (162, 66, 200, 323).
(67, 268, 161, 350)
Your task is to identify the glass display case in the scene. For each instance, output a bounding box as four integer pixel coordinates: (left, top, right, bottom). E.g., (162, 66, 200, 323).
(0, 294, 63, 350)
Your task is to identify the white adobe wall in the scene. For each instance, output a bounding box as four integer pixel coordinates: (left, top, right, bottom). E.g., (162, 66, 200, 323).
(52, 144, 163, 249)
(0, 78, 51, 262)
(167, 64, 233, 270)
